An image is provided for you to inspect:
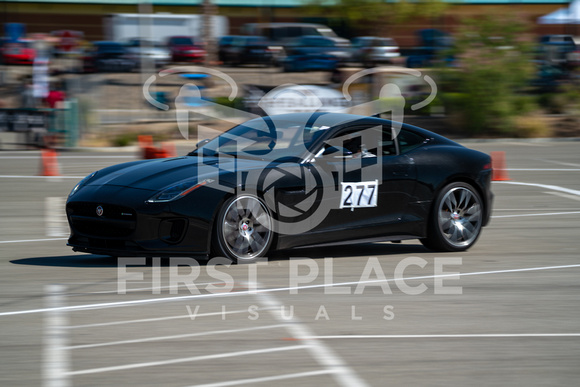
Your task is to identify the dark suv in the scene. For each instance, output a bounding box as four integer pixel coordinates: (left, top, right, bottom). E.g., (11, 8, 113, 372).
(219, 36, 273, 66)
(83, 41, 136, 72)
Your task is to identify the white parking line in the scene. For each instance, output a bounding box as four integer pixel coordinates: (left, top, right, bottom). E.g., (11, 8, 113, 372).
(300, 333, 580, 339)
(3, 263, 580, 317)
(0, 237, 67, 244)
(494, 208, 580, 211)
(189, 370, 337, 387)
(67, 345, 308, 376)
(507, 169, 580, 171)
(45, 197, 68, 237)
(0, 175, 83, 179)
(541, 159, 580, 168)
(492, 211, 580, 219)
(494, 181, 580, 196)
(68, 323, 287, 350)
(544, 191, 580, 202)
(70, 282, 223, 295)
(256, 290, 368, 387)
(67, 308, 264, 329)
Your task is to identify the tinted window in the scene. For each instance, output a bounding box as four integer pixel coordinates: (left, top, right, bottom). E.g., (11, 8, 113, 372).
(245, 36, 265, 44)
(287, 27, 304, 38)
(170, 37, 194, 46)
(302, 27, 319, 36)
(397, 129, 426, 154)
(377, 38, 396, 47)
(97, 43, 125, 53)
(219, 36, 234, 45)
(194, 117, 331, 161)
(321, 125, 396, 158)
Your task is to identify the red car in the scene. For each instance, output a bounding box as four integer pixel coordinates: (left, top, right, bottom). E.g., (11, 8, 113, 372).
(1, 40, 36, 65)
(167, 36, 206, 63)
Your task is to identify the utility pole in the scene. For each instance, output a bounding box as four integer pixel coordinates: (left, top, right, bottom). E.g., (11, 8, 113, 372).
(203, 0, 217, 66)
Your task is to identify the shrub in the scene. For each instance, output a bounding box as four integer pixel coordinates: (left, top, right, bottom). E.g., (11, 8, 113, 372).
(438, 13, 536, 136)
(513, 115, 552, 138)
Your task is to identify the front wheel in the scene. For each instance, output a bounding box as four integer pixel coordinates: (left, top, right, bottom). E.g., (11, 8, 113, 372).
(212, 195, 274, 263)
(421, 182, 483, 252)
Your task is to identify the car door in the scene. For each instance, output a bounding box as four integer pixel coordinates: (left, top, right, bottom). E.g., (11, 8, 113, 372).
(307, 124, 417, 241)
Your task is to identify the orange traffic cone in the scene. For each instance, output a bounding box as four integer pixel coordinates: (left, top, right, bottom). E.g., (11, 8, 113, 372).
(154, 148, 167, 158)
(39, 149, 60, 176)
(162, 142, 177, 158)
(491, 151, 510, 181)
(138, 135, 154, 159)
(138, 135, 153, 148)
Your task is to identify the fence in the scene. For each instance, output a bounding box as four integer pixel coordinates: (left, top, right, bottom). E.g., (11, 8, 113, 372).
(0, 100, 79, 149)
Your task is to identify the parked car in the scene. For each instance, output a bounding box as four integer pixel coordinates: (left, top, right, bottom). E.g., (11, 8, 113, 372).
(241, 22, 344, 65)
(538, 34, 577, 67)
(1, 39, 36, 65)
(167, 36, 206, 63)
(66, 112, 493, 263)
(220, 36, 273, 66)
(351, 36, 400, 67)
(402, 29, 454, 68)
(283, 35, 352, 72)
(83, 41, 136, 72)
(241, 22, 340, 46)
(217, 35, 240, 62)
(124, 38, 170, 68)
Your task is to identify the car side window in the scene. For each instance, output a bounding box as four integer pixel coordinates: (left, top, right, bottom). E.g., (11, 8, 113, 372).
(288, 27, 304, 39)
(397, 129, 426, 154)
(319, 126, 383, 159)
(381, 126, 398, 156)
(302, 27, 318, 36)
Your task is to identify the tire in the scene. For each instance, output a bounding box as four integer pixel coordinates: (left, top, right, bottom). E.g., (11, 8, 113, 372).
(421, 182, 484, 252)
(212, 195, 274, 263)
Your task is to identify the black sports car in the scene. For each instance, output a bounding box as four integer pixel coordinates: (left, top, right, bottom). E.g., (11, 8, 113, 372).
(66, 113, 493, 263)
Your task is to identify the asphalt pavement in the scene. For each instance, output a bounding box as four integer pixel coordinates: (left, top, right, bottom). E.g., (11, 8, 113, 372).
(0, 140, 579, 386)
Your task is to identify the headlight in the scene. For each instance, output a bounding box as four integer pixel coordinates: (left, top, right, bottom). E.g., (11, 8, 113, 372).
(69, 171, 97, 198)
(146, 179, 214, 203)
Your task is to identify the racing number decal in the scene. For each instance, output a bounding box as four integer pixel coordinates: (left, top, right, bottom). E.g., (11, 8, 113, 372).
(340, 180, 378, 209)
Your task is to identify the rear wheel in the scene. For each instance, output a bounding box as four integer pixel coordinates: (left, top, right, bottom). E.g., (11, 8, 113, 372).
(212, 195, 273, 263)
(421, 182, 483, 252)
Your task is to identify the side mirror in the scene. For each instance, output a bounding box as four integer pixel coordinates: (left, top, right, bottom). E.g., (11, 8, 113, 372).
(195, 139, 211, 149)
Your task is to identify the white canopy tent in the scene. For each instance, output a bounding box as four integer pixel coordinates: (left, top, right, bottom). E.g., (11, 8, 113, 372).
(538, 0, 580, 24)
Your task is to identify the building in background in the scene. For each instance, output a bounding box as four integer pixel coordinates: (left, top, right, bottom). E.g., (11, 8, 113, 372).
(0, 0, 576, 47)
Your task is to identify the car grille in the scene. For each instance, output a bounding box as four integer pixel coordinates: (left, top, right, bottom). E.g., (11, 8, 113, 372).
(67, 202, 136, 238)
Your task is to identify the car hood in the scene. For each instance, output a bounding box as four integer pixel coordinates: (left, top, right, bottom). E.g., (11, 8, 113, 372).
(87, 156, 270, 191)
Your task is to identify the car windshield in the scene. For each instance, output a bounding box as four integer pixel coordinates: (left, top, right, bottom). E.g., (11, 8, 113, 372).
(317, 28, 337, 38)
(375, 38, 396, 47)
(244, 37, 268, 45)
(172, 37, 194, 46)
(129, 40, 163, 48)
(97, 43, 124, 53)
(191, 117, 333, 161)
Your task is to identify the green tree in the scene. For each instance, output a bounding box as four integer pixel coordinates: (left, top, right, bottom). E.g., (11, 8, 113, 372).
(440, 13, 536, 135)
